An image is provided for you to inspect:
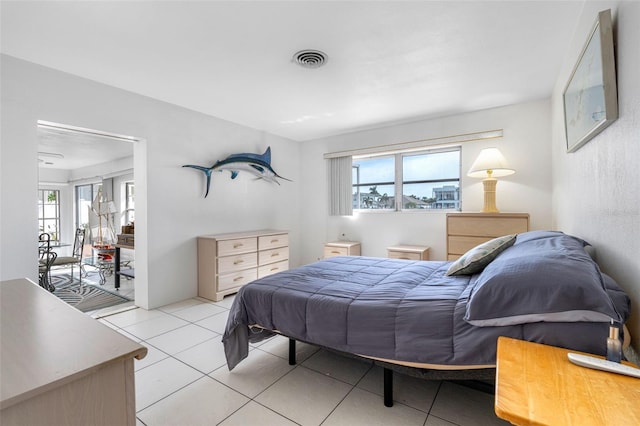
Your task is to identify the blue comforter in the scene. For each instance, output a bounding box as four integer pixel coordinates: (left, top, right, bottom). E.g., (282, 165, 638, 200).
(223, 232, 629, 370)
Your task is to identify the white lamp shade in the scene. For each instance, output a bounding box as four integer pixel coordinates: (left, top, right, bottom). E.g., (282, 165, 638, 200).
(467, 147, 515, 178)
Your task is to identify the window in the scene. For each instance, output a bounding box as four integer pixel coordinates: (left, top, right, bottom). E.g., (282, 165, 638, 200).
(125, 182, 135, 224)
(38, 189, 60, 241)
(75, 183, 102, 230)
(353, 147, 460, 211)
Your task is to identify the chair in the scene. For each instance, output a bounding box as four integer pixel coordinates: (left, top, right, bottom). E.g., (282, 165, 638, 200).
(51, 228, 86, 285)
(39, 250, 57, 292)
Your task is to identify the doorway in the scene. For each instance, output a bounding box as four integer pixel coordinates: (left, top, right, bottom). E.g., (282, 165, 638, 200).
(37, 120, 139, 312)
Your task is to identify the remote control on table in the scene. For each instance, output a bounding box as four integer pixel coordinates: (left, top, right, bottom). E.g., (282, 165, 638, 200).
(568, 353, 640, 379)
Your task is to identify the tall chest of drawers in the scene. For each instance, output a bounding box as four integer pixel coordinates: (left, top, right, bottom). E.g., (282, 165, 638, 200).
(198, 229, 289, 301)
(446, 213, 529, 260)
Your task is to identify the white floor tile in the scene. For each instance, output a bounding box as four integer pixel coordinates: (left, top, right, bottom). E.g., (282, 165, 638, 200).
(255, 367, 352, 426)
(135, 356, 203, 411)
(357, 366, 440, 412)
(195, 310, 229, 334)
(219, 401, 298, 426)
(134, 343, 170, 371)
(425, 415, 458, 426)
(157, 298, 205, 313)
(103, 307, 167, 328)
(173, 337, 227, 374)
(429, 381, 509, 426)
(145, 323, 218, 355)
(302, 349, 372, 385)
(210, 348, 294, 398)
(257, 334, 320, 363)
(137, 376, 248, 426)
(122, 314, 188, 340)
(169, 301, 227, 322)
(323, 387, 427, 426)
(211, 293, 236, 309)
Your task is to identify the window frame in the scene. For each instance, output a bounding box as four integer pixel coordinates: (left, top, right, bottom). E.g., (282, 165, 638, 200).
(38, 189, 61, 241)
(352, 146, 461, 212)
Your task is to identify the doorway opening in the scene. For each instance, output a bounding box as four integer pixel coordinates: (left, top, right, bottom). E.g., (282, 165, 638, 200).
(37, 120, 141, 314)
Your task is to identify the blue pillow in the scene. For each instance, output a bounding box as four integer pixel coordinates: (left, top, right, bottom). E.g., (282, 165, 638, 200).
(464, 231, 621, 327)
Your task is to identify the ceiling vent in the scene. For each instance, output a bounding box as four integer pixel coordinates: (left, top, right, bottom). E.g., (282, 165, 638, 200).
(293, 49, 328, 69)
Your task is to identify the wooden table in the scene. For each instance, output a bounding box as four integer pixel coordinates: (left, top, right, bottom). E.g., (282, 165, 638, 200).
(495, 336, 640, 426)
(0, 278, 147, 425)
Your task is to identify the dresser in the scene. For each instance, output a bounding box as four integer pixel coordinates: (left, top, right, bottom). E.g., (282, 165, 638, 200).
(198, 229, 289, 301)
(324, 241, 361, 258)
(446, 213, 529, 260)
(1, 278, 147, 426)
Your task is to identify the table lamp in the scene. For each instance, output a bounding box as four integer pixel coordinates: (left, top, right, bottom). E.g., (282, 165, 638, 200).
(467, 148, 514, 213)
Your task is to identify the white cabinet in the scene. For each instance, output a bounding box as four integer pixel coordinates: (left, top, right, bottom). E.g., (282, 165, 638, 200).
(198, 230, 289, 301)
(323, 241, 361, 258)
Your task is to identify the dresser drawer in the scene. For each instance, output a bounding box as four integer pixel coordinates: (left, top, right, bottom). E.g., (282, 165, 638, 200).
(448, 236, 494, 255)
(258, 260, 289, 278)
(217, 237, 257, 255)
(259, 234, 289, 250)
(217, 252, 257, 274)
(218, 268, 257, 291)
(259, 247, 289, 265)
(447, 216, 528, 237)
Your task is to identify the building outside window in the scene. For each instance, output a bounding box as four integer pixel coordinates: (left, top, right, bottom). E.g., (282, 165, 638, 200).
(75, 183, 102, 231)
(353, 147, 460, 211)
(38, 189, 60, 241)
(125, 182, 135, 225)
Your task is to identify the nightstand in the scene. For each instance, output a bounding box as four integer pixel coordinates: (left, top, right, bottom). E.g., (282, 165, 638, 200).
(387, 245, 430, 260)
(495, 337, 640, 425)
(324, 241, 361, 258)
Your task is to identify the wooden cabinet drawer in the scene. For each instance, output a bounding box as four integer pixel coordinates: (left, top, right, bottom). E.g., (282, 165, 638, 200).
(217, 252, 257, 274)
(448, 216, 528, 237)
(448, 236, 494, 255)
(259, 247, 289, 265)
(258, 260, 289, 278)
(259, 234, 288, 250)
(324, 246, 349, 257)
(217, 237, 257, 255)
(218, 268, 257, 291)
(388, 251, 422, 260)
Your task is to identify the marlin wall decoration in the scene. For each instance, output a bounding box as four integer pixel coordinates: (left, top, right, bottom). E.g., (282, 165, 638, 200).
(182, 146, 291, 197)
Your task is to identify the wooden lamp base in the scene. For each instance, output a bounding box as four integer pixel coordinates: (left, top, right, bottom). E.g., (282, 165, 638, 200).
(481, 178, 499, 213)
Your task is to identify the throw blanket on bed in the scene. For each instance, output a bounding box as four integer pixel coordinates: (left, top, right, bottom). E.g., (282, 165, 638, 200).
(223, 231, 629, 370)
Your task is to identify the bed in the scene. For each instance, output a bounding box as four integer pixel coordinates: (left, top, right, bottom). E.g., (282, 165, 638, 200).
(222, 231, 631, 405)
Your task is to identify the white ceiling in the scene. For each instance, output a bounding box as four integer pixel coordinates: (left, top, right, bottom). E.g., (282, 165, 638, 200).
(2, 1, 582, 150)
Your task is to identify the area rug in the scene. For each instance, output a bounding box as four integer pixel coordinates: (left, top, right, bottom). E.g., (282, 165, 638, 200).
(51, 275, 132, 312)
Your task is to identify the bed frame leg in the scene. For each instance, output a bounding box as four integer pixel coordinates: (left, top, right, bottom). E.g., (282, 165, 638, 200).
(289, 338, 296, 365)
(383, 368, 393, 407)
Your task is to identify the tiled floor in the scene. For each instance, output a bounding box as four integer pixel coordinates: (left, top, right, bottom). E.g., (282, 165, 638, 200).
(97, 295, 509, 426)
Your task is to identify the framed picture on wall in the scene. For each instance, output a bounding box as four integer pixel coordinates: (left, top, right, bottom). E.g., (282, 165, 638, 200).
(563, 9, 618, 153)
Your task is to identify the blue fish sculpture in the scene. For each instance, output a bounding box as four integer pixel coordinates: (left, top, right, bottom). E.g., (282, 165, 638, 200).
(183, 147, 291, 197)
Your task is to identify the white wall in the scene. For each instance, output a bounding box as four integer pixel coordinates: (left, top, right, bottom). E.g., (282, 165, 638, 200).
(551, 1, 640, 351)
(299, 99, 552, 263)
(1, 55, 301, 309)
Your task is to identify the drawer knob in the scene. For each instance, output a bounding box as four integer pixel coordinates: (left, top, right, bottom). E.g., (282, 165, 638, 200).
(233, 243, 243, 248)
(233, 276, 244, 282)
(331, 250, 340, 254)
(271, 239, 278, 243)
(271, 252, 279, 257)
(271, 267, 279, 271)
(233, 259, 244, 265)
